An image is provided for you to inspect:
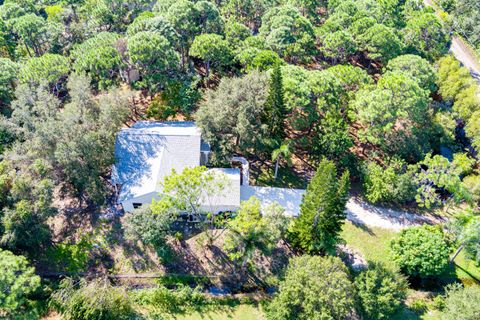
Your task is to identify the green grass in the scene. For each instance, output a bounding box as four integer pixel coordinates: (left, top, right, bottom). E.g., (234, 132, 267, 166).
(168, 304, 264, 320)
(341, 221, 397, 268)
(455, 251, 480, 285)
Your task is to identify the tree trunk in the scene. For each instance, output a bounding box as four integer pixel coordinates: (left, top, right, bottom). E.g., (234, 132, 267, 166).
(450, 245, 464, 263)
(274, 157, 280, 180)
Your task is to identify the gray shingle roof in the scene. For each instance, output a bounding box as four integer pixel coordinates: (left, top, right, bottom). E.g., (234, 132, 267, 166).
(113, 122, 201, 202)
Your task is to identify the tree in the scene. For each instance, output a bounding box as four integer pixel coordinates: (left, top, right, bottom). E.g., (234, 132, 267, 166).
(126, 15, 178, 45)
(352, 71, 430, 160)
(223, 197, 277, 270)
(19, 53, 70, 92)
(363, 160, 416, 205)
(11, 13, 62, 57)
(404, 12, 449, 60)
(452, 0, 480, 49)
(52, 278, 134, 320)
(412, 153, 474, 209)
(264, 65, 287, 142)
(123, 204, 175, 248)
(259, 5, 316, 63)
(152, 166, 230, 244)
(195, 1, 224, 34)
(321, 30, 357, 63)
(386, 54, 437, 92)
(271, 142, 292, 180)
(0, 249, 41, 317)
(288, 159, 350, 255)
(390, 225, 451, 278)
(127, 31, 179, 91)
(448, 211, 480, 266)
(189, 34, 232, 77)
(155, 0, 201, 67)
(70, 32, 123, 89)
(0, 58, 18, 107)
(441, 283, 480, 320)
(266, 255, 356, 320)
(195, 72, 269, 162)
(355, 262, 408, 319)
(358, 23, 403, 63)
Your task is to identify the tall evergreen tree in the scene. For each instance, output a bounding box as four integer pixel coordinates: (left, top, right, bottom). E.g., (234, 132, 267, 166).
(288, 159, 350, 255)
(264, 65, 287, 143)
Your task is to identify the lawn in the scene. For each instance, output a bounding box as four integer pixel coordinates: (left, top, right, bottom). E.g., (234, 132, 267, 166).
(173, 304, 264, 320)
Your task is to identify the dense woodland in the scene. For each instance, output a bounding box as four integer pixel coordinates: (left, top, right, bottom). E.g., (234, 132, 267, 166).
(0, 0, 479, 319)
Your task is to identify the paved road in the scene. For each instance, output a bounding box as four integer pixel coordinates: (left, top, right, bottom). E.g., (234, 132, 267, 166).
(423, 0, 480, 82)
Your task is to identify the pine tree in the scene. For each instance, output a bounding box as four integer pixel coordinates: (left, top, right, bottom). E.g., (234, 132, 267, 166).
(288, 159, 350, 255)
(264, 65, 287, 142)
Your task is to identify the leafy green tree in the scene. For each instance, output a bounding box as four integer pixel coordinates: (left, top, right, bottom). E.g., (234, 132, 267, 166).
(123, 204, 175, 248)
(452, 0, 480, 49)
(266, 255, 356, 320)
(390, 225, 451, 278)
(0, 249, 41, 317)
(126, 15, 178, 45)
(355, 262, 408, 320)
(448, 211, 480, 266)
(71, 32, 123, 89)
(386, 54, 437, 92)
(152, 166, 230, 244)
(189, 34, 232, 77)
(359, 23, 403, 63)
(155, 0, 201, 67)
(404, 12, 449, 60)
(224, 197, 276, 269)
(466, 111, 480, 154)
(363, 160, 416, 205)
(127, 31, 180, 90)
(289, 159, 350, 255)
(442, 283, 480, 320)
(0, 58, 18, 107)
(413, 153, 474, 209)
(195, 72, 269, 162)
(238, 49, 284, 72)
(11, 13, 63, 57)
(221, 0, 272, 32)
(19, 53, 70, 92)
(195, 1, 224, 34)
(259, 5, 316, 63)
(321, 30, 357, 63)
(352, 71, 430, 160)
(264, 65, 287, 142)
(52, 278, 134, 320)
(0, 159, 55, 252)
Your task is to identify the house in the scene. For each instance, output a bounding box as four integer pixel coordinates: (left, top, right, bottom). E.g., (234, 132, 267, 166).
(113, 121, 305, 216)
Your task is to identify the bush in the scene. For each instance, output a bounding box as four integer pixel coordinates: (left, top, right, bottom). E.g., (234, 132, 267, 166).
(51, 278, 134, 320)
(266, 255, 356, 320)
(442, 284, 480, 320)
(409, 298, 428, 315)
(355, 262, 408, 319)
(0, 249, 41, 317)
(363, 161, 415, 205)
(133, 285, 208, 312)
(390, 225, 451, 278)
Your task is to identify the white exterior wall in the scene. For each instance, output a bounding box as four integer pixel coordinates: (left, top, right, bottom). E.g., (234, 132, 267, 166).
(121, 191, 162, 212)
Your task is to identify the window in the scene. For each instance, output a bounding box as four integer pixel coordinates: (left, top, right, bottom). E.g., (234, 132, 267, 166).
(132, 203, 142, 209)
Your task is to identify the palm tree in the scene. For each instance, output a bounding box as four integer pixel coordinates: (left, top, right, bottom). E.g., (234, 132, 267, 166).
(271, 142, 292, 180)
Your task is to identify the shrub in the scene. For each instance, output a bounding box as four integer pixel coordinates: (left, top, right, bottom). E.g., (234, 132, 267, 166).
(355, 262, 408, 319)
(51, 278, 134, 320)
(133, 285, 208, 312)
(442, 284, 480, 320)
(0, 249, 41, 317)
(266, 255, 356, 320)
(390, 225, 451, 278)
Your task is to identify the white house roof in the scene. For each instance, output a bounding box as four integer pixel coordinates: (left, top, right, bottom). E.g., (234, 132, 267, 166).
(240, 186, 305, 217)
(203, 168, 241, 210)
(114, 121, 201, 202)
